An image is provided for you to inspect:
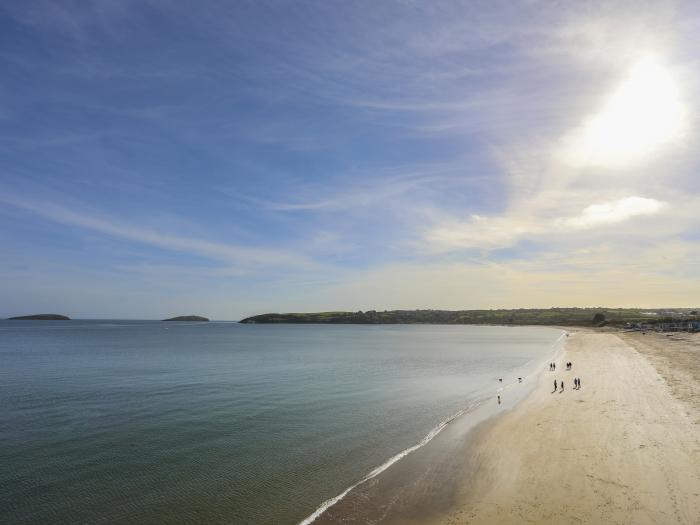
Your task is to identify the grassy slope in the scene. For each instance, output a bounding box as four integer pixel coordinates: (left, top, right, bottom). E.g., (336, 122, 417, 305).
(240, 308, 699, 326)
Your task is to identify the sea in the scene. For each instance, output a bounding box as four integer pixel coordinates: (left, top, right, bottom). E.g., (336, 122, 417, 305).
(0, 321, 564, 524)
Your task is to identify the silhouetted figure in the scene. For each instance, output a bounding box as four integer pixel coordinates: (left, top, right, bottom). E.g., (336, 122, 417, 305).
(578, 378, 582, 389)
(498, 395, 501, 405)
(518, 377, 522, 383)
(554, 379, 557, 392)
(560, 380, 564, 392)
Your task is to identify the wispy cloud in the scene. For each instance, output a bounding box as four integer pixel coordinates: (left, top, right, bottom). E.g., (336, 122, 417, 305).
(250, 168, 458, 212)
(0, 193, 316, 271)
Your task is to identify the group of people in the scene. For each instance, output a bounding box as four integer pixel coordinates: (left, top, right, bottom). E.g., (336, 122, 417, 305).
(551, 361, 574, 371)
(551, 361, 582, 393)
(497, 360, 582, 405)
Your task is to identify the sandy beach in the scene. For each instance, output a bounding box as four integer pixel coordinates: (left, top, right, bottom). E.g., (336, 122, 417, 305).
(315, 329, 700, 525)
(436, 329, 700, 525)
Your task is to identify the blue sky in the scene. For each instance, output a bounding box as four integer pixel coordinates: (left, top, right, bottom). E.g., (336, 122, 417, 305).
(2, 1, 700, 319)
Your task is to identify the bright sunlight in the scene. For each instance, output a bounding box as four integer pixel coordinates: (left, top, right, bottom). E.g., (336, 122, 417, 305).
(563, 56, 687, 168)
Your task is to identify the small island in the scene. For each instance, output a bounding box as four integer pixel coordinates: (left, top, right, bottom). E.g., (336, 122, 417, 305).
(8, 314, 71, 320)
(162, 315, 209, 322)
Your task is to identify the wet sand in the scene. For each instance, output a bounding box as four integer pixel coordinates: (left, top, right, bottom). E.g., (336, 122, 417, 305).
(313, 329, 700, 524)
(311, 337, 560, 525)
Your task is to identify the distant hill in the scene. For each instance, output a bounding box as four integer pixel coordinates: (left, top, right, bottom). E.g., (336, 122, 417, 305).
(239, 308, 700, 327)
(162, 315, 209, 322)
(8, 314, 71, 320)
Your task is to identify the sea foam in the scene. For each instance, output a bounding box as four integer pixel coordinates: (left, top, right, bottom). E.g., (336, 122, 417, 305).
(297, 401, 478, 525)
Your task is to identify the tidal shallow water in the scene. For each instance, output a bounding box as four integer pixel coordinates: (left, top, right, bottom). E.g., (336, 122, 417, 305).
(0, 321, 562, 524)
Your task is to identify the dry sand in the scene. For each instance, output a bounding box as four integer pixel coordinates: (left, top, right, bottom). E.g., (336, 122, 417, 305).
(617, 330, 700, 424)
(436, 329, 700, 525)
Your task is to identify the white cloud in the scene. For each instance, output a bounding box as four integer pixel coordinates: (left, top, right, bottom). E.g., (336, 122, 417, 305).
(422, 195, 668, 252)
(563, 196, 663, 229)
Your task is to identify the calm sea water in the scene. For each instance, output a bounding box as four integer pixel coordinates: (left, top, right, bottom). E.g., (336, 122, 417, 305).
(0, 321, 562, 524)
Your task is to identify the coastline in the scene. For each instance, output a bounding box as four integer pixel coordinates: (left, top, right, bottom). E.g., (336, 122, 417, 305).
(309, 328, 700, 524)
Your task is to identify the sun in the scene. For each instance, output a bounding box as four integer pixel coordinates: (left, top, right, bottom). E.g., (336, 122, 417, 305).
(563, 56, 687, 168)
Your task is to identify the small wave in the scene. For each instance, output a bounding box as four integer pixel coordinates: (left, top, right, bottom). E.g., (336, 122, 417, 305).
(297, 402, 479, 525)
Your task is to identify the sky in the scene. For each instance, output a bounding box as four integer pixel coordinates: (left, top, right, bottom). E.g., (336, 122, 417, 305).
(2, 0, 700, 320)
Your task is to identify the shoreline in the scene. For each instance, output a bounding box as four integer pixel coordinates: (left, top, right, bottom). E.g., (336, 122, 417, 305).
(310, 328, 700, 524)
(306, 329, 567, 525)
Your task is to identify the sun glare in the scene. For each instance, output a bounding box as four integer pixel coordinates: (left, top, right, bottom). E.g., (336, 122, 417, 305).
(563, 57, 687, 168)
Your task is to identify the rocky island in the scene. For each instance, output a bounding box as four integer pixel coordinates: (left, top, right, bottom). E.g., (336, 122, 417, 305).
(162, 315, 209, 322)
(8, 314, 71, 320)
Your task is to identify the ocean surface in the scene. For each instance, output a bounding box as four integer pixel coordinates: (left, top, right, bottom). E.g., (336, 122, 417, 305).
(0, 321, 563, 524)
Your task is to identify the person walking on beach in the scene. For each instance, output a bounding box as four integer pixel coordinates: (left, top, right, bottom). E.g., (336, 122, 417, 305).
(498, 395, 501, 405)
(560, 380, 564, 392)
(554, 379, 557, 392)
